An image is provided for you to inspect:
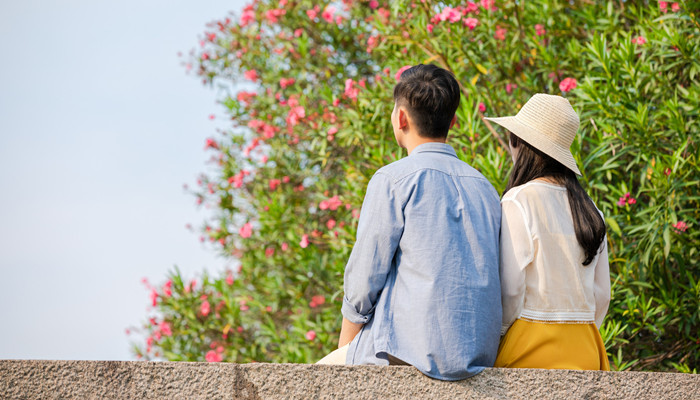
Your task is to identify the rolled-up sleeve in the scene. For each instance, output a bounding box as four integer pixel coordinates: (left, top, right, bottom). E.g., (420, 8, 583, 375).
(593, 236, 611, 328)
(499, 199, 533, 334)
(342, 172, 404, 325)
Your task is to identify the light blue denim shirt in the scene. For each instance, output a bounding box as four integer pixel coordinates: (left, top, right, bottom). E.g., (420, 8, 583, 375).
(341, 142, 502, 380)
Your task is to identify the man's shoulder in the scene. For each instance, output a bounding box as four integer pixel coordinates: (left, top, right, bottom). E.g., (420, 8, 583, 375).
(375, 154, 487, 184)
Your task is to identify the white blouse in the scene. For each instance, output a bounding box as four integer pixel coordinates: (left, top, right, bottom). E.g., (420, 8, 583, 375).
(500, 181, 611, 335)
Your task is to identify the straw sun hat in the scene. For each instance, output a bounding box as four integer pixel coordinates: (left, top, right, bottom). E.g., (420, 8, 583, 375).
(484, 93, 582, 175)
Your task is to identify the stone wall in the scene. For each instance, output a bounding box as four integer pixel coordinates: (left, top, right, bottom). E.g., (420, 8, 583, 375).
(1, 360, 698, 399)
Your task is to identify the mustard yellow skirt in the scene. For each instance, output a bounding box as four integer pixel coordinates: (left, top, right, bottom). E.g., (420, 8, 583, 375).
(494, 319, 610, 370)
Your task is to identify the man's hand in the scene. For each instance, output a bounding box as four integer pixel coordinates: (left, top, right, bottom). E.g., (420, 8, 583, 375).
(338, 317, 364, 348)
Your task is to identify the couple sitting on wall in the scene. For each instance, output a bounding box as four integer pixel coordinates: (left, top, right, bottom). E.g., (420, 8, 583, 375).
(316, 64, 611, 380)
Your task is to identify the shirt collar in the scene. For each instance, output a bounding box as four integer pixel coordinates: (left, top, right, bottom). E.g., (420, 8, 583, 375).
(409, 142, 458, 158)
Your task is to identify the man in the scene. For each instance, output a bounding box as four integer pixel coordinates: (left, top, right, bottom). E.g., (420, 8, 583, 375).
(320, 64, 501, 381)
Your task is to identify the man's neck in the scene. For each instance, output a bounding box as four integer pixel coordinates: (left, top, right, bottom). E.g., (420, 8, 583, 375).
(405, 136, 447, 155)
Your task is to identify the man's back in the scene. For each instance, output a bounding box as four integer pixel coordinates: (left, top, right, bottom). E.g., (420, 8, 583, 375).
(342, 142, 502, 380)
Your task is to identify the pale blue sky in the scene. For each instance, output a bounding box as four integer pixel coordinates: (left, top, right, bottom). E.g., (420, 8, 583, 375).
(0, 0, 245, 360)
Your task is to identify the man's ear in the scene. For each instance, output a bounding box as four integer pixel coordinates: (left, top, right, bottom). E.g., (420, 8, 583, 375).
(398, 108, 409, 130)
(449, 114, 457, 129)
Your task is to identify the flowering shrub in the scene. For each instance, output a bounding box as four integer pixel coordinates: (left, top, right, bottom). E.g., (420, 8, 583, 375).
(133, 0, 699, 372)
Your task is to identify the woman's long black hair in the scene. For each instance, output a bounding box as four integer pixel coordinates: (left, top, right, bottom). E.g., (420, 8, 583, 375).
(505, 133, 606, 266)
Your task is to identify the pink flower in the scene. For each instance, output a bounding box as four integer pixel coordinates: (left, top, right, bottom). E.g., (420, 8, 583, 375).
(617, 192, 636, 206)
(305, 330, 317, 341)
(149, 289, 158, 307)
(162, 280, 172, 297)
(286, 106, 306, 126)
(436, 7, 461, 23)
(239, 9, 256, 27)
(319, 195, 343, 211)
(632, 36, 647, 45)
(239, 300, 249, 311)
(311, 295, 326, 307)
(344, 79, 360, 100)
(294, 28, 303, 37)
(464, 18, 479, 30)
(366, 35, 379, 53)
(280, 77, 296, 88)
(478, 102, 486, 113)
(494, 27, 506, 41)
(159, 321, 172, 337)
(226, 271, 234, 286)
(659, 1, 668, 11)
(264, 8, 285, 24)
(665, 168, 672, 176)
(300, 234, 310, 248)
(327, 219, 337, 230)
(307, 6, 319, 20)
(427, 24, 434, 33)
(559, 77, 577, 92)
(369, 0, 379, 9)
(395, 65, 412, 82)
(671, 2, 680, 12)
(465, 1, 479, 13)
(205, 350, 223, 363)
(265, 247, 275, 258)
(244, 69, 258, 82)
(321, 5, 336, 23)
(204, 138, 219, 150)
(269, 178, 281, 190)
(535, 24, 546, 36)
(281, 242, 289, 251)
(200, 300, 211, 316)
(506, 83, 517, 94)
(481, 0, 496, 10)
(239, 222, 253, 238)
(672, 221, 688, 233)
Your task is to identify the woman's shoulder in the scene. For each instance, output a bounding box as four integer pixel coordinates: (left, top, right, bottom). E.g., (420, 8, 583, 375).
(502, 180, 566, 203)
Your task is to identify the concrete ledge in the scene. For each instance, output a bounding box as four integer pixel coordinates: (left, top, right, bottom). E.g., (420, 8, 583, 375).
(0, 360, 698, 399)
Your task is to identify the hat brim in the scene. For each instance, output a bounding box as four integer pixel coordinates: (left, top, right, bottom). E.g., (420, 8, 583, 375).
(484, 116, 582, 176)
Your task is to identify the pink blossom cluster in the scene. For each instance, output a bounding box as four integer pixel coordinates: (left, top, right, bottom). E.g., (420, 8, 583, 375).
(205, 348, 223, 363)
(228, 169, 250, 189)
(659, 1, 681, 13)
(285, 96, 306, 128)
(264, 8, 286, 24)
(344, 78, 365, 100)
(319, 195, 343, 211)
(617, 192, 637, 207)
(244, 69, 258, 82)
(309, 295, 326, 308)
(672, 221, 688, 233)
(366, 35, 379, 53)
(305, 330, 317, 341)
(559, 77, 577, 92)
(280, 77, 295, 88)
(239, 222, 253, 238)
(430, 3, 482, 31)
(204, 138, 219, 150)
(535, 24, 546, 36)
(248, 119, 279, 139)
(239, 4, 256, 27)
(631, 36, 647, 45)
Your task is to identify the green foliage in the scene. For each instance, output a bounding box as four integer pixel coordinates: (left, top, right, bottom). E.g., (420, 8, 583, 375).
(133, 0, 699, 372)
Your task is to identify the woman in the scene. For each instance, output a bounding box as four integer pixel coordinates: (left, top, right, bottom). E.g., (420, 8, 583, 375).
(485, 93, 611, 370)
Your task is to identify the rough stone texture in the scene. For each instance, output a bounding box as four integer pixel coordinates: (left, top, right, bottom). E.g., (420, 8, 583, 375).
(0, 360, 698, 399)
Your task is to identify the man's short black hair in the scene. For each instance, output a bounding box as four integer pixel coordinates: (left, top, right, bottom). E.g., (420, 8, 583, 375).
(393, 64, 461, 139)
